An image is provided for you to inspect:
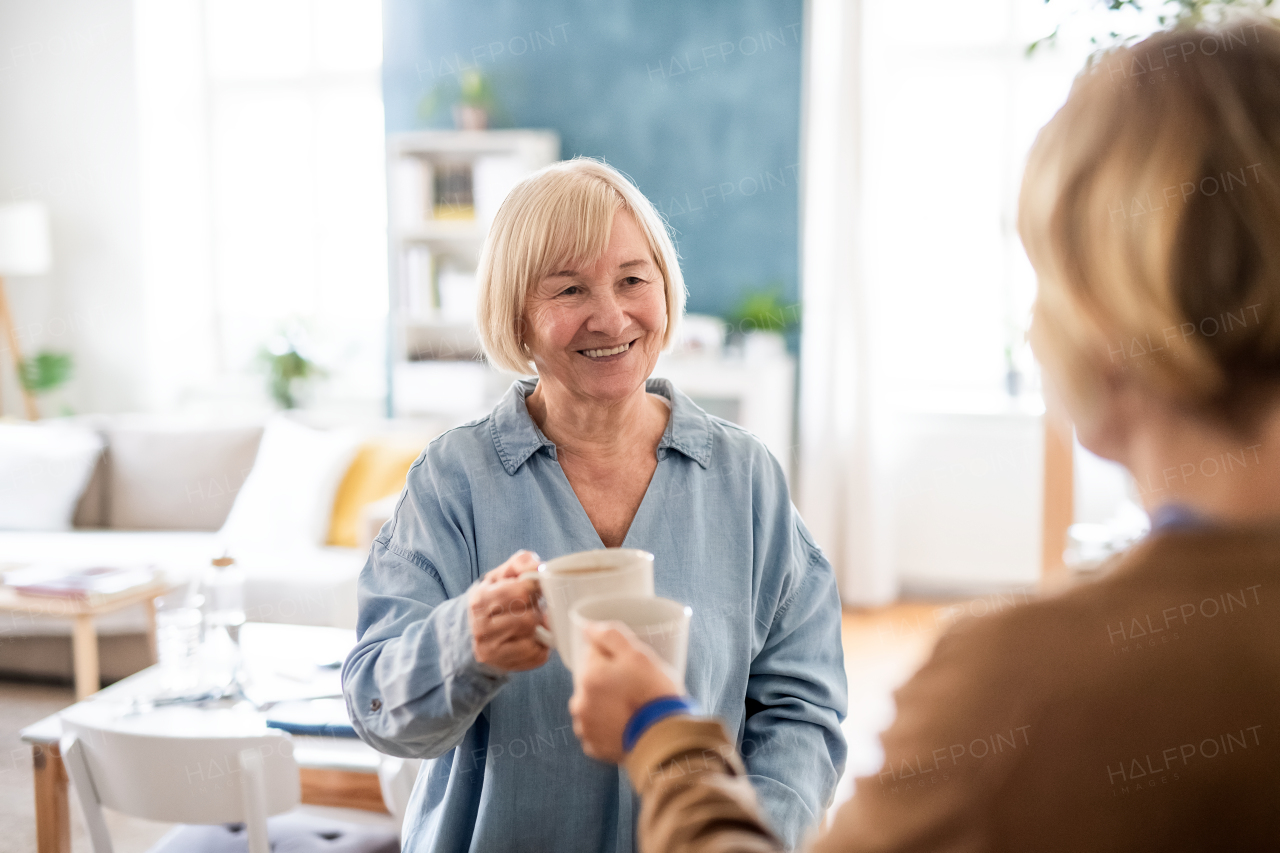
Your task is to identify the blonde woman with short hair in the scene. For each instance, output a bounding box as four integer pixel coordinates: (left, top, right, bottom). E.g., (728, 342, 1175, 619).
(568, 23, 1280, 853)
(343, 158, 848, 852)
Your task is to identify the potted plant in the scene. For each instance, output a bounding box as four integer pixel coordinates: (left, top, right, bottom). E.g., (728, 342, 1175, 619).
(419, 70, 499, 130)
(18, 350, 73, 417)
(258, 335, 325, 410)
(724, 285, 800, 360)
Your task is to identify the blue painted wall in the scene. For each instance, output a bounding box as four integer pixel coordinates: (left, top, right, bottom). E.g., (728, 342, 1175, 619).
(382, 0, 804, 321)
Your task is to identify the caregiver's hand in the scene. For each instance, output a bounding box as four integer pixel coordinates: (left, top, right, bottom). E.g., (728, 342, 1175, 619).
(569, 622, 683, 763)
(468, 550, 550, 672)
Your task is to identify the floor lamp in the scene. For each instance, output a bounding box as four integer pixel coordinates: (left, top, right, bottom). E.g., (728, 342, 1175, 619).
(0, 202, 51, 420)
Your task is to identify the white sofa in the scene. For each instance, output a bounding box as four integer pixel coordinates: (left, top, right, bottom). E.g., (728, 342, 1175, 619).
(0, 414, 441, 682)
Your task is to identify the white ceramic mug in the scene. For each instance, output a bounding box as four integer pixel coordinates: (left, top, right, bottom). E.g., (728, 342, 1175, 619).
(570, 595, 692, 681)
(520, 548, 654, 668)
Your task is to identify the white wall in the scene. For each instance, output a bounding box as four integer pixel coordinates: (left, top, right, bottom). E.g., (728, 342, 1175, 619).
(892, 408, 1044, 594)
(0, 0, 144, 415)
(1075, 441, 1136, 524)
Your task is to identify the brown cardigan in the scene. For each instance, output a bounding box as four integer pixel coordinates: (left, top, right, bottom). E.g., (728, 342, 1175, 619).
(624, 525, 1280, 852)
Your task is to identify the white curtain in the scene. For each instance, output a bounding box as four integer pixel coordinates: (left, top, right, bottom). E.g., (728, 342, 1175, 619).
(135, 0, 219, 412)
(797, 0, 897, 605)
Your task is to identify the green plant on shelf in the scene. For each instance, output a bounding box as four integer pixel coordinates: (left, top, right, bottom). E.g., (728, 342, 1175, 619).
(725, 285, 800, 335)
(419, 69, 502, 127)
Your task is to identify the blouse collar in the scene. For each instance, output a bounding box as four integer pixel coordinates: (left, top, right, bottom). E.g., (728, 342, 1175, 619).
(489, 376, 713, 475)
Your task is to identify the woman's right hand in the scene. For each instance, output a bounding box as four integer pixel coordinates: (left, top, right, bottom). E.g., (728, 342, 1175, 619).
(468, 550, 551, 672)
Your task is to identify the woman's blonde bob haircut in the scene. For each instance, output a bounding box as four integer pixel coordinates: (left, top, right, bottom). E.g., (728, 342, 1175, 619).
(476, 157, 686, 374)
(1019, 21, 1280, 428)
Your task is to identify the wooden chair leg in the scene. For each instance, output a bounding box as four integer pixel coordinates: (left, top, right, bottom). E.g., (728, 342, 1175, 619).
(32, 743, 70, 853)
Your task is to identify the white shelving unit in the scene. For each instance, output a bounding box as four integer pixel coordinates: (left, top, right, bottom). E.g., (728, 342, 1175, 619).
(383, 132, 798, 475)
(385, 130, 559, 418)
(654, 349, 796, 480)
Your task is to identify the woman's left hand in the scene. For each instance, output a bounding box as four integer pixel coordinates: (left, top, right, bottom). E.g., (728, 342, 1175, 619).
(569, 622, 683, 763)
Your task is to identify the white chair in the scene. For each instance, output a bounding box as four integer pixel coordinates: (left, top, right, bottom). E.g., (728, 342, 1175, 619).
(61, 714, 398, 853)
(376, 756, 422, 826)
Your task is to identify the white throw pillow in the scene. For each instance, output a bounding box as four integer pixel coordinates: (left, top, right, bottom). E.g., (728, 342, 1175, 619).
(0, 423, 103, 530)
(219, 415, 362, 549)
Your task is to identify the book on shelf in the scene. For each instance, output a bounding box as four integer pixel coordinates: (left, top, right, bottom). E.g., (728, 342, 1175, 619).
(473, 154, 528, 226)
(394, 156, 433, 227)
(401, 245, 437, 320)
(3, 564, 157, 599)
(433, 161, 475, 220)
(437, 262, 479, 325)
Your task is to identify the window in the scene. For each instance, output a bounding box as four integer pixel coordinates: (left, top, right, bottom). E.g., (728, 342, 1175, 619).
(136, 0, 386, 413)
(860, 0, 1116, 405)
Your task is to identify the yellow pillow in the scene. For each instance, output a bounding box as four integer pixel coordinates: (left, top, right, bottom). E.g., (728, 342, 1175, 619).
(327, 440, 422, 547)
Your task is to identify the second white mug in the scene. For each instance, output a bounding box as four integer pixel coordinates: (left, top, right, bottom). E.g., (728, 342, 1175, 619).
(569, 594, 692, 681)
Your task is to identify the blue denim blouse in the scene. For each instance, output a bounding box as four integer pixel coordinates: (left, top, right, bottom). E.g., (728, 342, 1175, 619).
(342, 378, 848, 852)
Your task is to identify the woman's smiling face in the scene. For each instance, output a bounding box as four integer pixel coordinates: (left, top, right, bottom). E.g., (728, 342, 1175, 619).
(522, 209, 667, 403)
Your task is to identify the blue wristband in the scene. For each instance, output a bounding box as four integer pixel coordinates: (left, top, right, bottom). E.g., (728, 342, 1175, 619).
(623, 695, 699, 753)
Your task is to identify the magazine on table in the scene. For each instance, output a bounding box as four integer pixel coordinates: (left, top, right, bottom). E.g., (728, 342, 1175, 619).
(3, 564, 157, 598)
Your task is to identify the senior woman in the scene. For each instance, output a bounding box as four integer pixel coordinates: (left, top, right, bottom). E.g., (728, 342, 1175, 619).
(568, 22, 1280, 853)
(342, 158, 847, 852)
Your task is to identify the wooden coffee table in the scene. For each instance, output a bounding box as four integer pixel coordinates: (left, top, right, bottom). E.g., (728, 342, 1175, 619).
(0, 578, 171, 700)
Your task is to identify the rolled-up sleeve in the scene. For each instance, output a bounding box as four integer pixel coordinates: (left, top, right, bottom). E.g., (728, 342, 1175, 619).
(742, 454, 849, 849)
(745, 541, 848, 848)
(342, 457, 508, 759)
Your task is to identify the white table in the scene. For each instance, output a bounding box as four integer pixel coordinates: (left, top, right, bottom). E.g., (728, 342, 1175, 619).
(21, 623, 387, 853)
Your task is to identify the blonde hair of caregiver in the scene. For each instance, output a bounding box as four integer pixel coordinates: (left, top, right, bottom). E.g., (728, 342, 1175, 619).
(341, 158, 848, 853)
(569, 24, 1280, 853)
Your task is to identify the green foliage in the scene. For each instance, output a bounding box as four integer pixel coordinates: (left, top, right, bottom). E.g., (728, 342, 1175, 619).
(1144, 0, 1277, 27)
(458, 69, 494, 107)
(726, 285, 800, 334)
(19, 350, 73, 395)
(1027, 25, 1062, 55)
(1027, 0, 1277, 55)
(419, 70, 501, 123)
(258, 337, 324, 410)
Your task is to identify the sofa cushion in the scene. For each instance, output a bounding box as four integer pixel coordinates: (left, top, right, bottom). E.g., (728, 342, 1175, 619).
(72, 450, 108, 528)
(326, 440, 422, 548)
(0, 422, 102, 530)
(220, 416, 361, 549)
(106, 425, 263, 531)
